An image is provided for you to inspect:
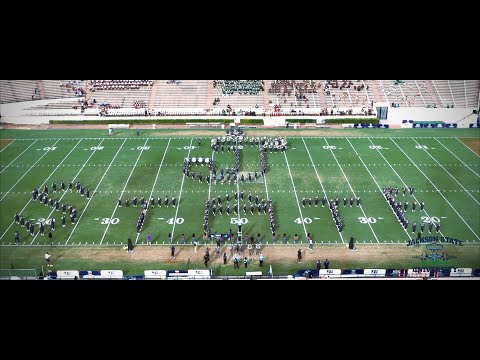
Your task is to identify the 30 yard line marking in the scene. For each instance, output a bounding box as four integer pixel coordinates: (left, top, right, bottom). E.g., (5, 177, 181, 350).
(0, 139, 16, 153)
(456, 137, 480, 158)
(30, 139, 106, 245)
(135, 139, 171, 244)
(411, 138, 480, 206)
(0, 139, 81, 241)
(283, 149, 308, 239)
(324, 138, 380, 243)
(302, 138, 344, 243)
(435, 138, 480, 178)
(100, 139, 149, 244)
(391, 138, 480, 241)
(347, 139, 412, 241)
(0, 140, 37, 174)
(0, 139, 62, 203)
(171, 139, 193, 242)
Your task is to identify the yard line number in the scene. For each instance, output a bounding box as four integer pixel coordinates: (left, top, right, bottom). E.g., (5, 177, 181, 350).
(358, 217, 377, 224)
(167, 217, 184, 225)
(421, 216, 440, 224)
(295, 217, 312, 224)
(101, 218, 119, 225)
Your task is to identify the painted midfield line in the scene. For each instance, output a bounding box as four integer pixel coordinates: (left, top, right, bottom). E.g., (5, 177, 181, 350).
(171, 139, 193, 241)
(30, 139, 106, 245)
(0, 139, 16, 153)
(324, 138, 380, 243)
(0, 140, 36, 174)
(0, 139, 82, 241)
(135, 139, 171, 244)
(100, 139, 149, 244)
(302, 138, 344, 243)
(411, 138, 480, 206)
(0, 139, 62, 203)
(435, 138, 480, 178)
(366, 137, 448, 241)
(347, 139, 412, 242)
(390, 138, 480, 241)
(283, 150, 308, 239)
(456, 137, 480, 158)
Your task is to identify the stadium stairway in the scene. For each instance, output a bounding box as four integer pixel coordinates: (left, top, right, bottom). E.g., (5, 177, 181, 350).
(206, 80, 214, 110)
(149, 80, 158, 109)
(36, 80, 46, 99)
(369, 80, 384, 103)
(427, 80, 444, 107)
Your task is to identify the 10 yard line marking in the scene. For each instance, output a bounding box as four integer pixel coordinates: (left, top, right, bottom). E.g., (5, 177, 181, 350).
(302, 138, 344, 243)
(324, 138, 380, 243)
(30, 139, 106, 245)
(171, 139, 193, 242)
(0, 139, 81, 241)
(391, 138, 480, 241)
(435, 138, 480, 178)
(283, 150, 308, 239)
(0, 140, 34, 173)
(65, 139, 127, 245)
(0, 139, 62, 202)
(0, 139, 16, 153)
(100, 139, 149, 244)
(135, 139, 171, 244)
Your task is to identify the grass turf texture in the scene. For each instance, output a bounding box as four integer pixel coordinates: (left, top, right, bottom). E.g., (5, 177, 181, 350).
(1, 128, 479, 275)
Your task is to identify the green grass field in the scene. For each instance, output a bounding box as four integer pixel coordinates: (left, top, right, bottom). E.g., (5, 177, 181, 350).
(1, 128, 479, 275)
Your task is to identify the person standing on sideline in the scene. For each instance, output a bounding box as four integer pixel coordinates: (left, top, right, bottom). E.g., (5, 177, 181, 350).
(259, 253, 264, 267)
(45, 252, 53, 267)
(14, 230, 20, 245)
(316, 260, 322, 270)
(192, 234, 198, 253)
(146, 232, 152, 246)
(297, 249, 302, 263)
(324, 259, 330, 269)
(223, 252, 228, 264)
(308, 234, 313, 250)
(136, 128, 140, 136)
(170, 245, 176, 260)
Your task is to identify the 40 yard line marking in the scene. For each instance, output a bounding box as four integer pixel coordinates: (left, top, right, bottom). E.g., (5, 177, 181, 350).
(135, 139, 171, 244)
(100, 139, 150, 244)
(0, 140, 35, 174)
(391, 138, 480, 241)
(435, 138, 480, 178)
(65, 139, 128, 245)
(30, 139, 106, 245)
(302, 138, 344, 243)
(456, 137, 480, 158)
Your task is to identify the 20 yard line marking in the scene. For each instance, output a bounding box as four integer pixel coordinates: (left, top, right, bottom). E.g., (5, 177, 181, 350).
(0, 140, 37, 174)
(0, 139, 81, 241)
(302, 138, 344, 243)
(170, 139, 193, 242)
(0, 139, 16, 153)
(30, 139, 106, 245)
(0, 139, 62, 202)
(100, 139, 149, 244)
(324, 138, 380, 243)
(391, 138, 480, 241)
(135, 139, 171, 244)
(435, 138, 480, 178)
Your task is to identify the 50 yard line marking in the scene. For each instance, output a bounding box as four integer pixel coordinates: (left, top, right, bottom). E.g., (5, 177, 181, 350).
(100, 139, 149, 244)
(283, 149, 308, 239)
(391, 138, 480, 241)
(0, 139, 81, 241)
(0, 139, 61, 202)
(170, 138, 193, 242)
(30, 139, 106, 245)
(366, 138, 448, 241)
(0, 139, 16, 153)
(435, 138, 480, 178)
(302, 138, 344, 243)
(324, 138, 380, 243)
(65, 139, 128, 245)
(0, 140, 35, 173)
(135, 139, 171, 244)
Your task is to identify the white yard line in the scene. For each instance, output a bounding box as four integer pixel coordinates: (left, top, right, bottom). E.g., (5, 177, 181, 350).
(207, 149, 215, 201)
(170, 139, 193, 241)
(100, 139, 149, 244)
(0, 139, 81, 241)
(302, 138, 344, 243)
(30, 139, 105, 245)
(456, 137, 480, 158)
(135, 139, 171, 244)
(435, 138, 480, 178)
(346, 139, 413, 242)
(366, 138, 447, 240)
(0, 139, 17, 153)
(410, 138, 480, 206)
(258, 143, 269, 200)
(0, 140, 37, 174)
(390, 138, 480, 241)
(64, 139, 128, 245)
(324, 138, 380, 243)
(283, 150, 308, 239)
(0, 139, 63, 202)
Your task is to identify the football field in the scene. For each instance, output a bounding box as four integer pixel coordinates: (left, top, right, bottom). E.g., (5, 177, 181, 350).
(1, 128, 479, 252)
